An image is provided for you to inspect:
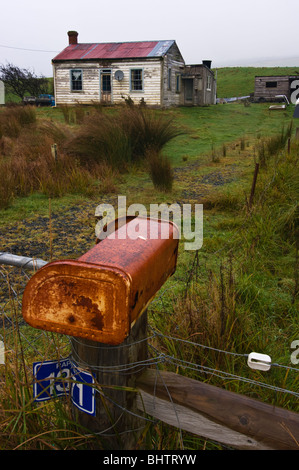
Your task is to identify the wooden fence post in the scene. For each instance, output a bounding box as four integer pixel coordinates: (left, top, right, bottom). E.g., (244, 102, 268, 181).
(249, 162, 260, 208)
(70, 310, 148, 449)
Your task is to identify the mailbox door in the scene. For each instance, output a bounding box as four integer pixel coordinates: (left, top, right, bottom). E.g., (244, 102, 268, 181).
(22, 260, 131, 345)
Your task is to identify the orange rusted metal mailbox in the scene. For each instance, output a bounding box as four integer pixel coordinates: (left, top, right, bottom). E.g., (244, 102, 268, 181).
(22, 217, 179, 345)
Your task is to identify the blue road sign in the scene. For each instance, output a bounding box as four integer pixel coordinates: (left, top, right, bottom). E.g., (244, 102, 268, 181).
(33, 358, 95, 416)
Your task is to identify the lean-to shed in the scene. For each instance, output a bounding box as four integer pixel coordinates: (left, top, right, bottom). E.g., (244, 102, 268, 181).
(254, 75, 299, 103)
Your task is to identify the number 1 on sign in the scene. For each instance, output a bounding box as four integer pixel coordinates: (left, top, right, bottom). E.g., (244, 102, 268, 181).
(73, 382, 84, 407)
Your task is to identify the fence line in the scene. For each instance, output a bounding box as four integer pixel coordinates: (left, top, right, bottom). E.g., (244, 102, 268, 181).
(0, 252, 298, 450)
(1, 253, 298, 394)
(68, 332, 299, 399)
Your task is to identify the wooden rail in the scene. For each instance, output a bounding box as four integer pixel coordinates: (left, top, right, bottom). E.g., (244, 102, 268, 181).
(136, 369, 299, 450)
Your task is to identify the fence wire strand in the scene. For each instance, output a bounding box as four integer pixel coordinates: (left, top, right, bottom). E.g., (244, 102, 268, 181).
(1, 255, 298, 418)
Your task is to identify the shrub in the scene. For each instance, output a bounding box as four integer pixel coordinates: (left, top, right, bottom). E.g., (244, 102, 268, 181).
(146, 150, 173, 192)
(66, 106, 183, 168)
(67, 111, 131, 169)
(119, 106, 183, 162)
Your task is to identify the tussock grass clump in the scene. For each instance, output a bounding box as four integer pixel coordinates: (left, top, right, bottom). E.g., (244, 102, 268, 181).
(119, 107, 183, 161)
(146, 150, 174, 192)
(67, 111, 132, 168)
(257, 122, 293, 167)
(0, 106, 36, 138)
(0, 119, 100, 208)
(66, 106, 182, 169)
(0, 148, 95, 205)
(266, 121, 292, 156)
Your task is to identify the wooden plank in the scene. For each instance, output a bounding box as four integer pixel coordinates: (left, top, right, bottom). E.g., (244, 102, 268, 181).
(137, 370, 299, 450)
(137, 391, 270, 450)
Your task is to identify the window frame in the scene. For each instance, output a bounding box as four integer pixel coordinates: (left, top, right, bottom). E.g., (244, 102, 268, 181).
(207, 74, 212, 91)
(70, 69, 83, 92)
(130, 68, 144, 92)
(100, 69, 112, 93)
(168, 68, 172, 91)
(175, 73, 181, 93)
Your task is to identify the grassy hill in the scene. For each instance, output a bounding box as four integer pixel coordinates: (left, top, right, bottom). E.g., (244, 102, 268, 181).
(214, 66, 299, 98)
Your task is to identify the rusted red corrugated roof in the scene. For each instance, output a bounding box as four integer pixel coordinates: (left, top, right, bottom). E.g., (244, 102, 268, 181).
(52, 40, 175, 61)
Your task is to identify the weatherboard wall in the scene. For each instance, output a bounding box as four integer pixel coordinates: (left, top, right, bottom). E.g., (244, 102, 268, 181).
(112, 59, 162, 106)
(161, 42, 185, 107)
(53, 59, 163, 106)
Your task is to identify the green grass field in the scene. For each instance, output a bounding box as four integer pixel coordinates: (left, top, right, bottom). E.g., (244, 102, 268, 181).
(0, 67, 298, 450)
(215, 66, 299, 97)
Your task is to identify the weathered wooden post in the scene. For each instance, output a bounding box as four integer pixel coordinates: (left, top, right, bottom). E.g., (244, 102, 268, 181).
(249, 162, 259, 208)
(0, 80, 4, 106)
(51, 143, 58, 161)
(22, 216, 179, 449)
(70, 311, 148, 449)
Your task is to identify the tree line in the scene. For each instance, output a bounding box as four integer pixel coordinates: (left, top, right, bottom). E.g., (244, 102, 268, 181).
(0, 63, 51, 100)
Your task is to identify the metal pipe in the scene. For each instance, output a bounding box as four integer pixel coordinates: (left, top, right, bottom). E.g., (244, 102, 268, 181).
(0, 252, 47, 270)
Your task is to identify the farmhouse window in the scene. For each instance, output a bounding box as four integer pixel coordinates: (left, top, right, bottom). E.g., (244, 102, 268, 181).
(168, 68, 172, 90)
(176, 74, 181, 93)
(266, 81, 277, 88)
(70, 69, 83, 91)
(207, 75, 212, 91)
(130, 69, 143, 91)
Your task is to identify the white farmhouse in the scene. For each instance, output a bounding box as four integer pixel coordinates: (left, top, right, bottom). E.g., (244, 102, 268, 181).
(52, 31, 216, 108)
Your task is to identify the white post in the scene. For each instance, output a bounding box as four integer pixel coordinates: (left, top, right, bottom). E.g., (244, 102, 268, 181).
(0, 81, 4, 105)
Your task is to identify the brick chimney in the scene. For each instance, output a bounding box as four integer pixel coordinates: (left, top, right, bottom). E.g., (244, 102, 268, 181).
(68, 31, 78, 45)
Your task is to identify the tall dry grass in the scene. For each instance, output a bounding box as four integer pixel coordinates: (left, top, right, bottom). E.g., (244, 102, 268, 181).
(0, 105, 182, 208)
(0, 107, 119, 208)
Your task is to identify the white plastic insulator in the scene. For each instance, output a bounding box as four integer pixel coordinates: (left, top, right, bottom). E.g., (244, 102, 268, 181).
(247, 352, 271, 371)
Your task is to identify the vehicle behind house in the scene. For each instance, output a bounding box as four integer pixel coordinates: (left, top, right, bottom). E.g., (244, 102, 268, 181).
(23, 94, 55, 106)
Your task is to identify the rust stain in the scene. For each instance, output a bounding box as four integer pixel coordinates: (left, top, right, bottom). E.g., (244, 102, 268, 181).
(73, 294, 104, 330)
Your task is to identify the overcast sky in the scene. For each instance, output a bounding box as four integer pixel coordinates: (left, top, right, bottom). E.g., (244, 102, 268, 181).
(1, 0, 298, 77)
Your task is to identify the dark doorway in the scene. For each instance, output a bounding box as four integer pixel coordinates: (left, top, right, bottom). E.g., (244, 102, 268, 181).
(100, 70, 111, 103)
(184, 78, 193, 105)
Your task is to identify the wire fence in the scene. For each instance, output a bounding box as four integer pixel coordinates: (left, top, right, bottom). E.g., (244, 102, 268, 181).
(0, 253, 69, 372)
(1, 251, 298, 403)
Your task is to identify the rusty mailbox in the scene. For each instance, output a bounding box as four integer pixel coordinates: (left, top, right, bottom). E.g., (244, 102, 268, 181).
(22, 217, 179, 345)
